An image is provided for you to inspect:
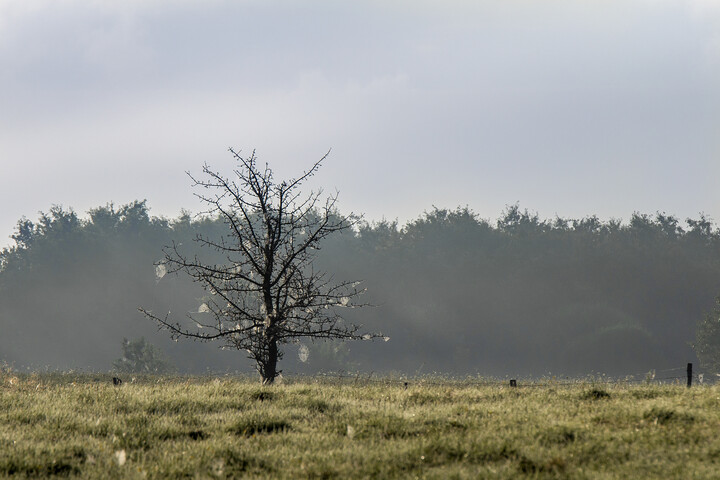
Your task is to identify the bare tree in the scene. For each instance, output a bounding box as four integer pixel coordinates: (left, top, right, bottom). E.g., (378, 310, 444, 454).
(141, 148, 380, 384)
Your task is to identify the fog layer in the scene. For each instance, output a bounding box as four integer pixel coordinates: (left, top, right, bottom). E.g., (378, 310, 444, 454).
(1, 202, 718, 377)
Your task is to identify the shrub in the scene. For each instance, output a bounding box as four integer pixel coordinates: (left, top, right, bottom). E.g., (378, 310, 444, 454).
(112, 337, 174, 374)
(694, 295, 720, 371)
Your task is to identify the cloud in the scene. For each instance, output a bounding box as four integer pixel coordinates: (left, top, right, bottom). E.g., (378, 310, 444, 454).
(1, 0, 719, 245)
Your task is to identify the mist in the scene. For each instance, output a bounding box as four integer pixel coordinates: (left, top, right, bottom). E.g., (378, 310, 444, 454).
(1, 202, 718, 378)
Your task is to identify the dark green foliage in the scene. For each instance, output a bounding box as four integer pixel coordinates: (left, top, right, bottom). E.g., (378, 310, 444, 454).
(112, 337, 174, 374)
(1, 201, 720, 376)
(694, 296, 720, 372)
(0, 201, 244, 374)
(342, 206, 720, 375)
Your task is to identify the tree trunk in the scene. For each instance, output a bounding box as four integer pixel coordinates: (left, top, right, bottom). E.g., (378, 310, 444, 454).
(261, 338, 279, 385)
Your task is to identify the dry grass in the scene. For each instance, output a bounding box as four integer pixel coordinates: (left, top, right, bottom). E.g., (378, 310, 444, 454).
(1, 372, 720, 478)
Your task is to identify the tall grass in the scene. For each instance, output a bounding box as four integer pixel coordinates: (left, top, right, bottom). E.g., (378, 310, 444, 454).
(2, 372, 720, 478)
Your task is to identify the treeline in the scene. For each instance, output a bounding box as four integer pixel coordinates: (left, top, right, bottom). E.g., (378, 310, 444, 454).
(1, 202, 719, 376)
(341, 206, 720, 376)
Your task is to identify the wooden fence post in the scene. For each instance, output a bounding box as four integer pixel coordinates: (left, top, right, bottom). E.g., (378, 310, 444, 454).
(687, 363, 692, 388)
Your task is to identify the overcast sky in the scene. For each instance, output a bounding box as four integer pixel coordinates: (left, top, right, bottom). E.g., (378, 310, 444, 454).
(1, 0, 719, 247)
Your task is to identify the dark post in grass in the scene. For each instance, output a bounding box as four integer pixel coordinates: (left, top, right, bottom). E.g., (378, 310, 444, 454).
(687, 363, 692, 388)
(510, 379, 517, 388)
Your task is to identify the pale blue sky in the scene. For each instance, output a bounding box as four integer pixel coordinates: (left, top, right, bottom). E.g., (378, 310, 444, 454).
(1, 0, 719, 247)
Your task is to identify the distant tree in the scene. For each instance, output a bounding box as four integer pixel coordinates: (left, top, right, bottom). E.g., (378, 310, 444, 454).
(693, 295, 720, 372)
(141, 149, 380, 384)
(497, 204, 547, 236)
(113, 337, 174, 374)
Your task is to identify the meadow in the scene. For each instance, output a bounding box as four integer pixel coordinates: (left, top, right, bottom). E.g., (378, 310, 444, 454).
(1, 372, 720, 479)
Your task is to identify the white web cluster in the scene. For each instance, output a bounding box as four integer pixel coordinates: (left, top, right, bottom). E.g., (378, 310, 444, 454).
(155, 264, 167, 279)
(298, 344, 310, 363)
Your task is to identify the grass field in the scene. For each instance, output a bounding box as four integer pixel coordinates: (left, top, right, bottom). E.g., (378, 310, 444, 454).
(1, 372, 720, 479)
